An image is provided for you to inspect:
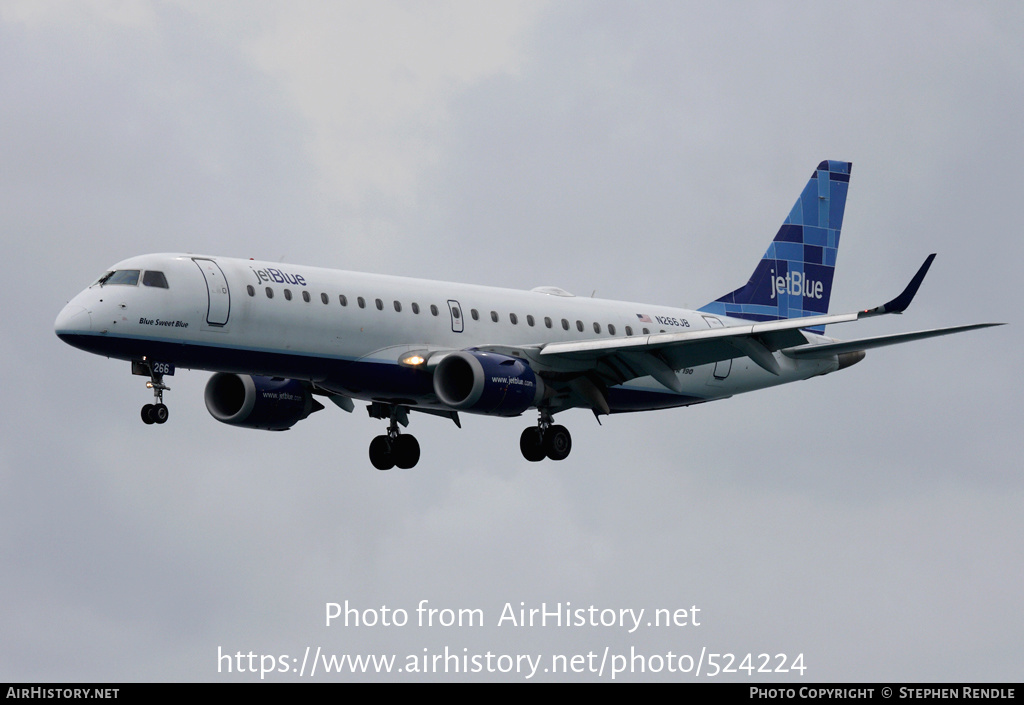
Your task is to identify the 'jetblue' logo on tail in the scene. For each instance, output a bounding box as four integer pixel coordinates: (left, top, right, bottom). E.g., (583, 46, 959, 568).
(698, 160, 850, 332)
(769, 269, 824, 300)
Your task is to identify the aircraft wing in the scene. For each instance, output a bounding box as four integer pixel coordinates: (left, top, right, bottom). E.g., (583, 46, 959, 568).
(477, 255, 1003, 396)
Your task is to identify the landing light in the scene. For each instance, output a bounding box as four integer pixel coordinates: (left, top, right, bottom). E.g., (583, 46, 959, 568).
(401, 354, 426, 367)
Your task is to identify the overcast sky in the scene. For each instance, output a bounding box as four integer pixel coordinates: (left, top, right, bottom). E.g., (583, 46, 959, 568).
(2, 0, 1021, 682)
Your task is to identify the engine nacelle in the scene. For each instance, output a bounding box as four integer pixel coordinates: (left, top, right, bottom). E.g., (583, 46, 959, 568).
(204, 373, 323, 431)
(433, 350, 544, 416)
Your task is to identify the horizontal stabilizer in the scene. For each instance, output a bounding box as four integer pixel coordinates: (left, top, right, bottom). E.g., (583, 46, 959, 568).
(781, 323, 1005, 359)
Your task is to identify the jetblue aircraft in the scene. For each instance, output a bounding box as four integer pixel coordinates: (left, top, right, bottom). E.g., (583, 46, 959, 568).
(55, 160, 1000, 469)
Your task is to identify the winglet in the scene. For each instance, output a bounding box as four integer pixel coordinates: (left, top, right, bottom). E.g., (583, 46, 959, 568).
(861, 254, 935, 317)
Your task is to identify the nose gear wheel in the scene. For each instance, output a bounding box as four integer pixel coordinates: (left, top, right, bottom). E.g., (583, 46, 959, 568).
(137, 360, 170, 425)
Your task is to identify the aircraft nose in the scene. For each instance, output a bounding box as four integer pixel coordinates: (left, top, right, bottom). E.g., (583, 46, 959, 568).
(54, 303, 92, 339)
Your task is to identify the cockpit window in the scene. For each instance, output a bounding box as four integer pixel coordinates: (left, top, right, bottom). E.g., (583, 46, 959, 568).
(142, 270, 169, 288)
(96, 269, 140, 286)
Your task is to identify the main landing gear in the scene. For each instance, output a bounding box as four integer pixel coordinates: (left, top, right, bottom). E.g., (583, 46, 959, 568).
(138, 361, 170, 425)
(367, 403, 420, 471)
(519, 410, 572, 462)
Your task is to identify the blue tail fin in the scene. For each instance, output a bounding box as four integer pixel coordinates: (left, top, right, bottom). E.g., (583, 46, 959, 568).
(699, 160, 852, 333)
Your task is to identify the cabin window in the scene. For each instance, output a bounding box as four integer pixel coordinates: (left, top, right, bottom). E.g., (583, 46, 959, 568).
(576, 320, 584, 332)
(340, 295, 348, 306)
(142, 270, 169, 288)
(412, 302, 420, 314)
(471, 309, 479, 321)
(430, 304, 439, 316)
(265, 287, 274, 299)
(302, 291, 311, 303)
(544, 317, 552, 328)
(509, 313, 518, 325)
(490, 311, 499, 322)
(527, 314, 535, 327)
(608, 324, 616, 335)
(321, 293, 329, 304)
(642, 327, 650, 334)
(246, 285, 255, 297)
(357, 297, 366, 308)
(625, 326, 633, 336)
(561, 319, 569, 330)
(284, 289, 292, 301)
(394, 300, 402, 312)
(452, 306, 461, 319)
(375, 298, 383, 311)
(593, 322, 601, 334)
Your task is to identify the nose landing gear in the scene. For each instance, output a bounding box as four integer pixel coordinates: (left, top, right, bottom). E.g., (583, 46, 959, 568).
(134, 359, 170, 425)
(141, 402, 168, 425)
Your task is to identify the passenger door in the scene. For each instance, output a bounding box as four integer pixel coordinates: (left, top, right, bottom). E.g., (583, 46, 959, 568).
(448, 300, 464, 333)
(193, 258, 230, 326)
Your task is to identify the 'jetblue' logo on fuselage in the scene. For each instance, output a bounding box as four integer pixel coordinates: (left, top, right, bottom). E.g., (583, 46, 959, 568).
(769, 269, 823, 300)
(252, 267, 307, 287)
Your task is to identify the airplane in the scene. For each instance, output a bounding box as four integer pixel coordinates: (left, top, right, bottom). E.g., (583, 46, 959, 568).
(55, 160, 1001, 470)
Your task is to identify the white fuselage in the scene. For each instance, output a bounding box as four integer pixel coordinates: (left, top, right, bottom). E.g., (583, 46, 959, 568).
(55, 253, 839, 415)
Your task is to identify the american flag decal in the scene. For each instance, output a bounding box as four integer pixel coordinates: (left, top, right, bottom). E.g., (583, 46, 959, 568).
(636, 313, 651, 323)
